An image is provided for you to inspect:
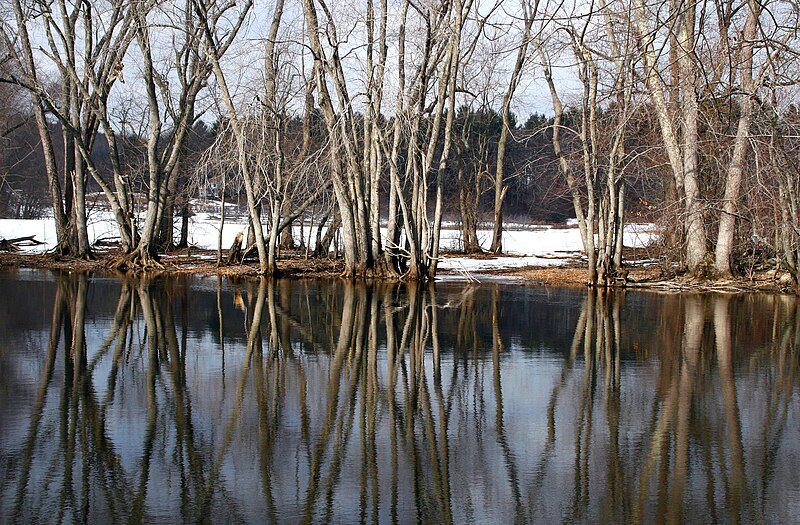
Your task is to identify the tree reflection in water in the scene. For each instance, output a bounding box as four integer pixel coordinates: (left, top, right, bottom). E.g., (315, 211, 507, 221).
(1, 272, 799, 523)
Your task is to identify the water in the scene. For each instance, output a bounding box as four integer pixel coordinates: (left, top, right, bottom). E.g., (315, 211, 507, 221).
(0, 269, 799, 524)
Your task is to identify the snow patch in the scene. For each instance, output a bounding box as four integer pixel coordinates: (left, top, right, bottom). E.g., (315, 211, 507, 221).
(0, 214, 656, 272)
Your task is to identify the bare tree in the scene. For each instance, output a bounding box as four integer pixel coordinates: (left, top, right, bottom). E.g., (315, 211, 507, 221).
(631, 0, 708, 275)
(539, 0, 635, 285)
(489, 0, 537, 254)
(301, 0, 385, 276)
(2, 0, 138, 256)
(193, 0, 275, 272)
(382, 0, 482, 278)
(301, 0, 473, 279)
(119, 0, 243, 268)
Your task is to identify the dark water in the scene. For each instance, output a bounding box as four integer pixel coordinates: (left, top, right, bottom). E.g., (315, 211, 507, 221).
(1, 270, 799, 524)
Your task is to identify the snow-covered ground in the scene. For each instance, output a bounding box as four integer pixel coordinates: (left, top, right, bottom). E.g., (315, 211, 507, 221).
(436, 223, 656, 271)
(0, 209, 657, 271)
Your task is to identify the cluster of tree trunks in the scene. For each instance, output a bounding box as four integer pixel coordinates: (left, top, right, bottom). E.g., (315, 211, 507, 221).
(1, 0, 797, 285)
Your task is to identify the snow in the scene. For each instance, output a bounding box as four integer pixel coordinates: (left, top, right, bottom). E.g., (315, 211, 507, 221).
(436, 223, 656, 271)
(0, 213, 120, 248)
(0, 210, 657, 272)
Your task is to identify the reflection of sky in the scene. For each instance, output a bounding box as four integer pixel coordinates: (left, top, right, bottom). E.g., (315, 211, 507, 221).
(1, 271, 800, 523)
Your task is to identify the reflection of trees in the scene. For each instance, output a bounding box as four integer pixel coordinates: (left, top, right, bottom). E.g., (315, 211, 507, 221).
(291, 281, 458, 524)
(537, 288, 628, 524)
(5, 274, 800, 523)
(756, 295, 800, 521)
(541, 291, 800, 525)
(8, 272, 244, 523)
(10, 272, 136, 523)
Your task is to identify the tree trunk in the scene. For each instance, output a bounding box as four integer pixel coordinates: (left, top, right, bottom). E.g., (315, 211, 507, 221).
(714, 0, 759, 276)
(541, 47, 596, 285)
(159, 160, 182, 251)
(279, 203, 295, 251)
(10, 0, 71, 254)
(634, 0, 708, 275)
(178, 202, 190, 249)
(314, 212, 340, 258)
(678, 0, 708, 273)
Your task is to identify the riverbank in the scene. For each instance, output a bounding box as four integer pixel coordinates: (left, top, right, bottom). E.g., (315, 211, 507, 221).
(0, 248, 795, 294)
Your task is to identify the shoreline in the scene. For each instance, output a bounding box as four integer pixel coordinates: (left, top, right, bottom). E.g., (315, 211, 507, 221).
(0, 249, 795, 294)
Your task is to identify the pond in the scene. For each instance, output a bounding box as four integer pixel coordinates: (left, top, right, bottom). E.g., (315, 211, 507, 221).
(0, 269, 799, 524)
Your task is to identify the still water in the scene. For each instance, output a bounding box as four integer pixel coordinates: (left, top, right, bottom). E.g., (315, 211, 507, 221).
(0, 269, 799, 524)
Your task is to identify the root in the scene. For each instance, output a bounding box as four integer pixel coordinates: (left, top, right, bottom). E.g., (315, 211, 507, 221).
(337, 258, 410, 281)
(107, 248, 165, 273)
(45, 245, 95, 262)
(261, 265, 284, 278)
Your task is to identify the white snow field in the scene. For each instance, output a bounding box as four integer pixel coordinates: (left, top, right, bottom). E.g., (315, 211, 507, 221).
(0, 205, 657, 272)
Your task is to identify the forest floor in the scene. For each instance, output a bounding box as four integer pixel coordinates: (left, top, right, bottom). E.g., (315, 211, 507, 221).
(0, 246, 795, 294)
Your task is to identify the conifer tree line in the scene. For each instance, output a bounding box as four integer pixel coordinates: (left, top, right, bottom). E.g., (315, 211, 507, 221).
(0, 0, 798, 283)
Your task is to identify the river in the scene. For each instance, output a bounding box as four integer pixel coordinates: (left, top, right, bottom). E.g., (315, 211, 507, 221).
(0, 269, 798, 523)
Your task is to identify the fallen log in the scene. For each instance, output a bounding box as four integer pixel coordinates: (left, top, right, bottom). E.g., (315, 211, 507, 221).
(0, 235, 45, 251)
(93, 236, 121, 248)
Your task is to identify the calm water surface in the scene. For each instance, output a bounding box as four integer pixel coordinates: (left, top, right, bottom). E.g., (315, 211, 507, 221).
(1, 269, 799, 524)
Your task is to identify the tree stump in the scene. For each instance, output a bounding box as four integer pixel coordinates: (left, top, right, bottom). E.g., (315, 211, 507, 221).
(226, 232, 244, 264)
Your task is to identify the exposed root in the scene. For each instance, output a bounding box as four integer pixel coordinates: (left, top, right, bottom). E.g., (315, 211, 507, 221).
(337, 257, 407, 280)
(461, 246, 484, 255)
(107, 248, 166, 273)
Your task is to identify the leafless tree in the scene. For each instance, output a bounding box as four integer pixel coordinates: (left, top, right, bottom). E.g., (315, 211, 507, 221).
(117, 0, 248, 268)
(489, 0, 537, 254)
(2, 0, 138, 256)
(631, 0, 708, 275)
(539, 0, 636, 285)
